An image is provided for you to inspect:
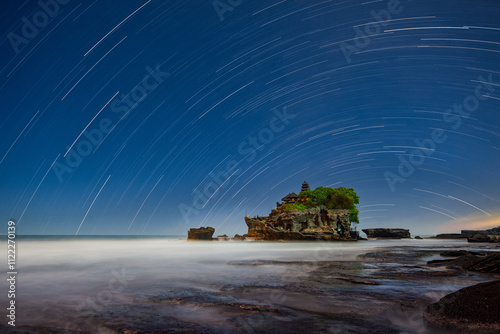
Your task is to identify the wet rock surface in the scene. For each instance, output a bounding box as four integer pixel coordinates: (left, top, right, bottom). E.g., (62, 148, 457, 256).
(424, 280, 500, 332)
(427, 251, 500, 273)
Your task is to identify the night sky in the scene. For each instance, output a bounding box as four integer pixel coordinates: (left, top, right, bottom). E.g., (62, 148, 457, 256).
(1, 0, 499, 236)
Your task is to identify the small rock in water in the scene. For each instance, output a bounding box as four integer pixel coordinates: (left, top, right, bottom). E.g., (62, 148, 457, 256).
(187, 226, 215, 240)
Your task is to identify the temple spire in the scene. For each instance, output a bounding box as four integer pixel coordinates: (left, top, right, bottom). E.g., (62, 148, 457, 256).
(301, 181, 310, 192)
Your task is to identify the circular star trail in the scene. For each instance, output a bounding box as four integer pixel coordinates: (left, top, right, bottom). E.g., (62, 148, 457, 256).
(1, 0, 499, 236)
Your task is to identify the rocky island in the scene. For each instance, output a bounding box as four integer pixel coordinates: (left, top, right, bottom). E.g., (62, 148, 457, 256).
(362, 228, 411, 239)
(246, 182, 359, 241)
(187, 226, 215, 240)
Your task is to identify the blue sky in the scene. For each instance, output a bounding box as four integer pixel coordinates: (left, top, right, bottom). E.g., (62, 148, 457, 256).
(1, 0, 499, 236)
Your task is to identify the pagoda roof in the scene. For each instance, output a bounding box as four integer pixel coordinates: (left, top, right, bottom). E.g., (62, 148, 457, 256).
(282, 192, 298, 201)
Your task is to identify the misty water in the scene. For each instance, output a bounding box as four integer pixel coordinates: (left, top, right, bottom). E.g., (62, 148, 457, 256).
(0, 237, 497, 333)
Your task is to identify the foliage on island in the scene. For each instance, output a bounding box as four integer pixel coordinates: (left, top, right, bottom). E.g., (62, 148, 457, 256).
(283, 186, 360, 223)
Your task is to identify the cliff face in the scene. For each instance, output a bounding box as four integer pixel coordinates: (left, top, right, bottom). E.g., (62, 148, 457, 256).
(245, 206, 353, 241)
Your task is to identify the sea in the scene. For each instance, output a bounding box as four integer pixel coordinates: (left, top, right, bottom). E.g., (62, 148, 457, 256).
(0, 236, 495, 333)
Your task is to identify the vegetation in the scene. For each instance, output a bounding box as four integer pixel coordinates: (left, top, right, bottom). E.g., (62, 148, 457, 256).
(284, 186, 360, 223)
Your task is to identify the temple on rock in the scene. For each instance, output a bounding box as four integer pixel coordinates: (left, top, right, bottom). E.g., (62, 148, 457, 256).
(301, 181, 310, 192)
(281, 192, 298, 204)
(245, 181, 358, 241)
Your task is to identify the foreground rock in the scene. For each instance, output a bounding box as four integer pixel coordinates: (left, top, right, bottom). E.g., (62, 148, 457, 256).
(187, 227, 215, 240)
(424, 280, 500, 332)
(362, 228, 410, 239)
(464, 253, 500, 273)
(245, 206, 354, 241)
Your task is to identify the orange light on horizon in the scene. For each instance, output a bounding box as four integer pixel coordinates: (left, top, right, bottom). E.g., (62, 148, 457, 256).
(437, 213, 500, 233)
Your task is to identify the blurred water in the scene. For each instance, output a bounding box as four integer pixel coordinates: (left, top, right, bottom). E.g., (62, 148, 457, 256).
(0, 237, 474, 330)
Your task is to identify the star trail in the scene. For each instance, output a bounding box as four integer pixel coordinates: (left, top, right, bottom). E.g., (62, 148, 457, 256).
(1, 0, 499, 236)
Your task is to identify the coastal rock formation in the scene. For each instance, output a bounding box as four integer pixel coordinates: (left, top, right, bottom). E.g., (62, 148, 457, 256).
(433, 226, 500, 239)
(424, 280, 500, 332)
(428, 252, 500, 273)
(464, 253, 500, 273)
(187, 227, 215, 240)
(462, 226, 500, 236)
(434, 233, 467, 239)
(245, 206, 353, 241)
(468, 232, 490, 243)
(362, 228, 410, 239)
(468, 232, 500, 243)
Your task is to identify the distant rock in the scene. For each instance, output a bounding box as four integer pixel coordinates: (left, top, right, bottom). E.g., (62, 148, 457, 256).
(232, 234, 246, 240)
(414, 236, 422, 239)
(468, 232, 491, 243)
(362, 228, 410, 239)
(487, 226, 500, 235)
(462, 226, 500, 237)
(424, 280, 500, 332)
(434, 233, 467, 239)
(187, 227, 215, 240)
(468, 232, 500, 243)
(432, 226, 500, 240)
(216, 234, 229, 241)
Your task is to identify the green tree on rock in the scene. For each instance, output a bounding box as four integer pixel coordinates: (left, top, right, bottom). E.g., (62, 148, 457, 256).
(286, 186, 360, 223)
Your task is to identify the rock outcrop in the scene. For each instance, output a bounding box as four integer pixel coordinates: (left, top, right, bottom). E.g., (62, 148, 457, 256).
(462, 226, 500, 236)
(362, 228, 410, 239)
(464, 253, 500, 273)
(245, 206, 353, 241)
(427, 252, 500, 273)
(468, 232, 500, 243)
(434, 233, 467, 239)
(433, 226, 500, 240)
(187, 227, 215, 240)
(424, 280, 500, 332)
